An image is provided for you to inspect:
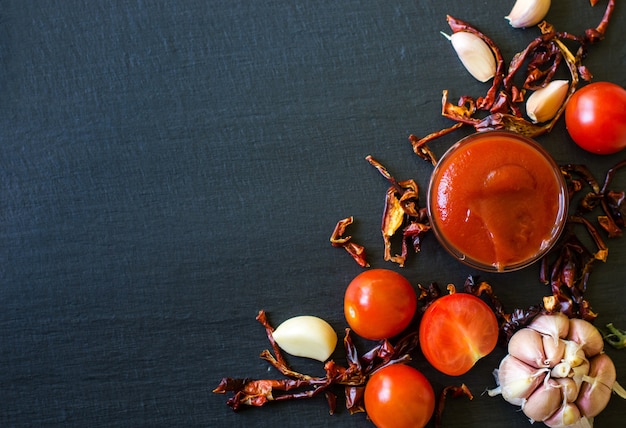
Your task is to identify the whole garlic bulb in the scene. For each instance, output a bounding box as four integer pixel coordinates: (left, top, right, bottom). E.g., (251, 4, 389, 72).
(488, 313, 626, 427)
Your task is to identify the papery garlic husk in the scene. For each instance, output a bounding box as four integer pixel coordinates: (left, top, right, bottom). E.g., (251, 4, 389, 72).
(526, 80, 569, 123)
(271, 315, 338, 362)
(442, 31, 496, 82)
(506, 0, 552, 28)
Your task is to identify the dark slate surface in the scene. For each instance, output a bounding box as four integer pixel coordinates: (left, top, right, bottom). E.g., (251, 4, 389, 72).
(1, 1, 625, 427)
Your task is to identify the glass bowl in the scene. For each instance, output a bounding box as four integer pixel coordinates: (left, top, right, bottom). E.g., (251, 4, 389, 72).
(427, 131, 568, 272)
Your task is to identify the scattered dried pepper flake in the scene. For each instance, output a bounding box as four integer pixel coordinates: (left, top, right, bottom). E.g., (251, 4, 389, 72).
(330, 216, 369, 267)
(366, 155, 431, 267)
(435, 384, 474, 428)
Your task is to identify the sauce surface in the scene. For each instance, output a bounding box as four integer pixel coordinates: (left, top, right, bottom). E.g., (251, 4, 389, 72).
(429, 133, 566, 271)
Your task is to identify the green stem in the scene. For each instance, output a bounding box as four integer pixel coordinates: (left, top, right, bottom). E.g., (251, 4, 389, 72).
(601, 323, 626, 349)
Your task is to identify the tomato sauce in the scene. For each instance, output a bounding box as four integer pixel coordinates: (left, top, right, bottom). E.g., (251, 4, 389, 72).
(428, 132, 567, 272)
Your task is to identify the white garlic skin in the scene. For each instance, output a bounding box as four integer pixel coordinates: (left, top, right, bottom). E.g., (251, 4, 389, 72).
(442, 31, 496, 82)
(506, 0, 552, 28)
(271, 315, 338, 362)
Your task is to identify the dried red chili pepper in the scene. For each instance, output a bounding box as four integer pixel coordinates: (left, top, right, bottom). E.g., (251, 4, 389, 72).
(501, 306, 545, 343)
(214, 310, 420, 414)
(540, 228, 598, 321)
(600, 159, 626, 237)
(434, 384, 474, 428)
(330, 216, 370, 267)
(600, 191, 625, 238)
(366, 155, 431, 267)
(416, 282, 444, 313)
(463, 276, 509, 327)
(562, 161, 626, 240)
(409, 123, 462, 164)
(536, 160, 625, 323)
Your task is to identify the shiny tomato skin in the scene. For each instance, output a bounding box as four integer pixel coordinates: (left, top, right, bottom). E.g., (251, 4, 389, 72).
(419, 293, 498, 376)
(364, 364, 435, 428)
(344, 269, 417, 340)
(565, 82, 626, 155)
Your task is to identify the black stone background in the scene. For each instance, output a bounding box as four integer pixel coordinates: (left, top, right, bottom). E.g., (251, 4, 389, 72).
(1, 1, 625, 427)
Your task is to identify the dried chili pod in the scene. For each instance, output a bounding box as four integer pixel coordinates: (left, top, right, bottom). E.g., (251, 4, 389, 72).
(434, 384, 474, 428)
(330, 216, 370, 267)
(366, 155, 431, 267)
(463, 276, 509, 328)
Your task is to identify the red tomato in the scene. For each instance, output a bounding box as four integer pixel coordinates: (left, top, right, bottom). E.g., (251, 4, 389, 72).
(419, 292, 498, 376)
(565, 81, 626, 155)
(364, 364, 435, 428)
(344, 269, 417, 340)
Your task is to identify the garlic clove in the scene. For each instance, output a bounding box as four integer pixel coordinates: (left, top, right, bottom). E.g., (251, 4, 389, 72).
(584, 353, 617, 390)
(573, 354, 617, 420)
(506, 0, 552, 29)
(522, 378, 562, 422)
(563, 340, 587, 368)
(543, 402, 583, 428)
(442, 31, 496, 83)
(542, 335, 566, 367)
(571, 358, 590, 390)
(508, 328, 548, 368)
(271, 315, 338, 362)
(528, 312, 569, 345)
(567, 318, 604, 357)
(526, 80, 569, 123)
(489, 354, 548, 406)
(550, 361, 572, 379)
(577, 383, 612, 419)
(554, 377, 580, 403)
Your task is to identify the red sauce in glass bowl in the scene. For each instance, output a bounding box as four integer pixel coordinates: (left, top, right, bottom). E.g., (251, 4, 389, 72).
(427, 131, 568, 272)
